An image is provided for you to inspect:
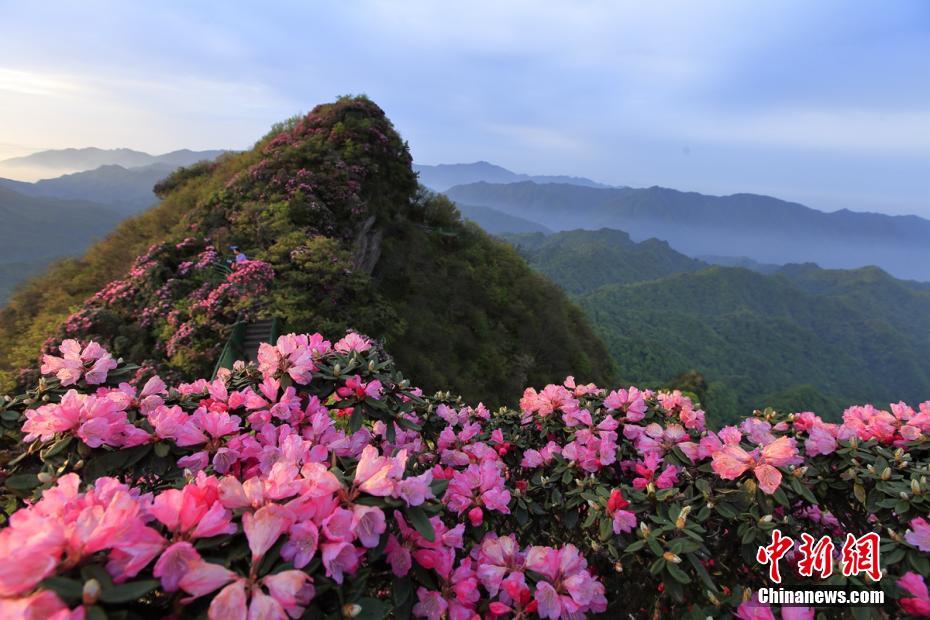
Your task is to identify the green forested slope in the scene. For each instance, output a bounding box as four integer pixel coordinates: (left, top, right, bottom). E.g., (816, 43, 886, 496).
(504, 229, 930, 424)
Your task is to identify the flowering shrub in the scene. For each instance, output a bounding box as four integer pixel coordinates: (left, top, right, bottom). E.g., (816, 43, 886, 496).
(32, 238, 275, 385)
(1, 334, 929, 619)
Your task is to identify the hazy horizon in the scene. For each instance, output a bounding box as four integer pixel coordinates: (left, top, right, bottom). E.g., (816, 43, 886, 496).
(2, 1, 928, 216)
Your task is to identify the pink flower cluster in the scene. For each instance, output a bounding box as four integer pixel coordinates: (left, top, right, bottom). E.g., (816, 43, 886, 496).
(40, 340, 117, 387)
(9, 334, 930, 618)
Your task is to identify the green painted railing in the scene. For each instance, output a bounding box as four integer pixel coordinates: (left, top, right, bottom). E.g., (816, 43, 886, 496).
(212, 317, 281, 379)
(212, 321, 246, 379)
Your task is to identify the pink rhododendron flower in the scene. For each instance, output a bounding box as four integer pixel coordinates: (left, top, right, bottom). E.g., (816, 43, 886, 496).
(525, 544, 607, 618)
(243, 504, 293, 562)
(354, 445, 407, 496)
(334, 331, 372, 353)
(735, 593, 775, 620)
(258, 333, 319, 384)
(905, 517, 930, 552)
(805, 424, 837, 456)
(898, 572, 930, 617)
(444, 461, 511, 515)
(153, 541, 201, 592)
(711, 436, 798, 494)
(321, 541, 363, 584)
(603, 387, 647, 420)
(41, 339, 117, 386)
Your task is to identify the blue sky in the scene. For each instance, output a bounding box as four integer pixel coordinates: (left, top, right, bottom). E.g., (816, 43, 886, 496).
(1, 1, 928, 216)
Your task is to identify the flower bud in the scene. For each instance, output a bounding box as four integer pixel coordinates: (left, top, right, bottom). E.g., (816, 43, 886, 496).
(83, 579, 101, 605)
(759, 514, 773, 524)
(36, 472, 53, 483)
(881, 467, 891, 481)
(663, 551, 682, 564)
(900, 491, 909, 500)
(342, 603, 362, 618)
(468, 506, 484, 527)
(675, 505, 692, 529)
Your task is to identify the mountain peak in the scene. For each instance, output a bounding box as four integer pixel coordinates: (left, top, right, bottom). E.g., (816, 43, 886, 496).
(0, 96, 613, 402)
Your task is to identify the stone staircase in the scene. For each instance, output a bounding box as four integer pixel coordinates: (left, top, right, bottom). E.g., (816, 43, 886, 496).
(240, 318, 276, 363)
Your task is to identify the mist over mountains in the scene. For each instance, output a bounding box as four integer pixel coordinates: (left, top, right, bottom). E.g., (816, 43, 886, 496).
(0, 148, 225, 302)
(446, 181, 930, 282)
(414, 161, 610, 192)
(0, 147, 226, 182)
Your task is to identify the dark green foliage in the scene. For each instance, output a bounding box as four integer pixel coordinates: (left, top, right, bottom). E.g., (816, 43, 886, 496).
(505, 228, 930, 425)
(503, 228, 705, 294)
(580, 266, 930, 424)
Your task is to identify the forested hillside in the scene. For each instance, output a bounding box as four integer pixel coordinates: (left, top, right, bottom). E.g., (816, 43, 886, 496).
(505, 228, 930, 424)
(0, 97, 612, 404)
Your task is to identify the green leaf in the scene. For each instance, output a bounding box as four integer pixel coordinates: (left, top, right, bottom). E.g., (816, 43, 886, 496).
(405, 506, 435, 542)
(598, 515, 613, 541)
(714, 502, 737, 519)
(86, 606, 107, 620)
(666, 562, 691, 584)
(99, 579, 160, 604)
(154, 442, 171, 458)
(41, 435, 73, 459)
(429, 477, 449, 497)
(687, 553, 718, 593)
(790, 476, 818, 504)
(83, 444, 152, 482)
(349, 406, 364, 433)
(909, 552, 930, 575)
(5, 473, 40, 491)
(624, 540, 646, 553)
(40, 576, 83, 602)
(80, 564, 114, 589)
(354, 597, 390, 620)
(392, 576, 413, 607)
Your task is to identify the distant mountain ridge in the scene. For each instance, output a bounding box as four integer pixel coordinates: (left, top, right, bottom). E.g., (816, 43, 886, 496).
(0, 151, 227, 302)
(0, 147, 226, 181)
(0, 185, 119, 300)
(0, 163, 177, 212)
(446, 181, 930, 281)
(414, 161, 610, 191)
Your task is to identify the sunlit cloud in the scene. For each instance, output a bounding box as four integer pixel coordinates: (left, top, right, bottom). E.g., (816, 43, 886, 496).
(0, 68, 86, 97)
